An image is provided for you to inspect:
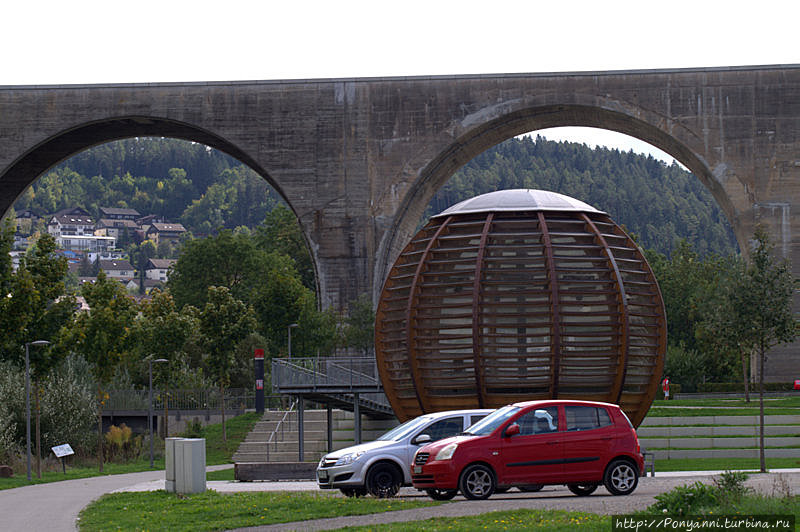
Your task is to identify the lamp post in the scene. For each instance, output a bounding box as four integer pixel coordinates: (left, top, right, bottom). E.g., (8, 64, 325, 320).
(287, 323, 299, 358)
(148, 358, 168, 468)
(25, 340, 50, 482)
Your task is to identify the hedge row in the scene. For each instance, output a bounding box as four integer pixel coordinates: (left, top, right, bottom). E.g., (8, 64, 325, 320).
(657, 382, 796, 397)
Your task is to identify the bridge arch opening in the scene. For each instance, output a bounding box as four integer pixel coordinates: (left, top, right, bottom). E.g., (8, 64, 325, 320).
(378, 104, 743, 295)
(0, 116, 321, 295)
(2, 120, 336, 360)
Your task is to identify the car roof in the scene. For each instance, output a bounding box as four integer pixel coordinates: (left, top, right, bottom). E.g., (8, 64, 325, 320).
(509, 399, 618, 409)
(419, 409, 494, 420)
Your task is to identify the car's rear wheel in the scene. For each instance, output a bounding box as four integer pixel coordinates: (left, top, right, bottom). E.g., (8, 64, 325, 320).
(425, 488, 458, 500)
(567, 483, 598, 496)
(603, 459, 639, 495)
(459, 464, 495, 500)
(340, 487, 367, 497)
(517, 484, 543, 492)
(366, 463, 402, 498)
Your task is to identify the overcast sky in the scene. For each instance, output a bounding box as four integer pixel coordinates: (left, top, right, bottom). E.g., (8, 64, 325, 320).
(4, 1, 798, 162)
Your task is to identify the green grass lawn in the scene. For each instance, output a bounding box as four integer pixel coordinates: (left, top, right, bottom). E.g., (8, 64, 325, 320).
(77, 491, 441, 532)
(0, 412, 260, 491)
(647, 397, 800, 417)
(654, 457, 800, 472)
(653, 397, 800, 408)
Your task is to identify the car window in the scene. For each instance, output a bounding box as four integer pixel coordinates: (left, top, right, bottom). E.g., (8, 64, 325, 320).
(597, 408, 612, 427)
(513, 406, 559, 435)
(565, 406, 612, 431)
(376, 416, 430, 441)
(465, 405, 520, 435)
(469, 414, 487, 426)
(419, 416, 463, 442)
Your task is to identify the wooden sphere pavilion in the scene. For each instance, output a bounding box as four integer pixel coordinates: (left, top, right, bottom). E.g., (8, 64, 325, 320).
(375, 189, 666, 427)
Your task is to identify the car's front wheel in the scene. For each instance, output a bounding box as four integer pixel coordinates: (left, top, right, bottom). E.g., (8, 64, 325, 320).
(459, 464, 496, 500)
(425, 488, 458, 500)
(603, 459, 639, 495)
(567, 483, 598, 496)
(366, 463, 402, 498)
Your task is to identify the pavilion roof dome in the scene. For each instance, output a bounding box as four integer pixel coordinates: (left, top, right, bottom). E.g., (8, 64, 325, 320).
(433, 189, 604, 218)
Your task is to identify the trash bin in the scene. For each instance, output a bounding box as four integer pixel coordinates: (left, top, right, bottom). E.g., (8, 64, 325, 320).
(165, 437, 206, 494)
(176, 438, 206, 495)
(164, 437, 182, 493)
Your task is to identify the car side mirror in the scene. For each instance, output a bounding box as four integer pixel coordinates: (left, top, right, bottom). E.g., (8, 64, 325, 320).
(504, 423, 520, 437)
(414, 434, 431, 445)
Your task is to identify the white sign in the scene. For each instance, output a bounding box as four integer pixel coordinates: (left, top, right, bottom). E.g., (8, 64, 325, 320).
(52, 444, 74, 458)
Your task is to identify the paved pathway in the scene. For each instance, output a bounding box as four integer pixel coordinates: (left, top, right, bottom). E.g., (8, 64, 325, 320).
(0, 465, 231, 532)
(2, 468, 798, 531)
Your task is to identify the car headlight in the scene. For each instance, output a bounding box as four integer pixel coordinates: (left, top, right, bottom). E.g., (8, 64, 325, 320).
(435, 443, 458, 461)
(334, 451, 365, 466)
(319, 456, 326, 468)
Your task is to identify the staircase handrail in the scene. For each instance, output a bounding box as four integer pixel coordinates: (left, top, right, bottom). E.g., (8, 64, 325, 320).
(265, 398, 298, 462)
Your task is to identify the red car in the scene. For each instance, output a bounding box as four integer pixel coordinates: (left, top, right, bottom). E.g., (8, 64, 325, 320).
(411, 400, 644, 500)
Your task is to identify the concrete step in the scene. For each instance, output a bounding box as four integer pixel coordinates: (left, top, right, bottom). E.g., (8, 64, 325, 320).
(638, 424, 800, 438)
(244, 427, 332, 442)
(652, 448, 800, 460)
(640, 414, 800, 426)
(640, 436, 800, 449)
(237, 441, 331, 453)
(233, 450, 324, 463)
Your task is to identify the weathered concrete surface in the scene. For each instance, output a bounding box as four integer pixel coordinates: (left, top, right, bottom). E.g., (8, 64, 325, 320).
(235, 462, 317, 481)
(1, 66, 799, 379)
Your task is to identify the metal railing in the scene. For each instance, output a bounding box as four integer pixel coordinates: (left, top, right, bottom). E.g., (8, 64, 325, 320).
(265, 399, 298, 462)
(272, 357, 381, 390)
(271, 357, 392, 412)
(103, 388, 282, 412)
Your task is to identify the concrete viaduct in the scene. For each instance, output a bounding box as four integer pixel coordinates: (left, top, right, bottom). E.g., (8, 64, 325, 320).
(1, 65, 798, 379)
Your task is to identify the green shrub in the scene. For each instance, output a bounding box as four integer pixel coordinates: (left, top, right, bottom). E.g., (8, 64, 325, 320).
(651, 471, 752, 515)
(104, 424, 142, 463)
(697, 382, 793, 393)
(652, 481, 718, 515)
(181, 418, 204, 438)
(712, 470, 751, 505)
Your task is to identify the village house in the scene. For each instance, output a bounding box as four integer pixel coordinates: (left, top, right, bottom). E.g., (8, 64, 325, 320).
(146, 222, 186, 246)
(145, 258, 177, 282)
(98, 259, 135, 281)
(96, 218, 140, 239)
(48, 211, 116, 252)
(99, 207, 140, 221)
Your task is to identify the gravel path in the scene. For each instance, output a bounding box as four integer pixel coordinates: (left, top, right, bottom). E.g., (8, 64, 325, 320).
(230, 470, 800, 532)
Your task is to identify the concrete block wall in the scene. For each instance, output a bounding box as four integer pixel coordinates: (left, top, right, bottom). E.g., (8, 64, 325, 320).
(638, 414, 800, 460)
(233, 409, 399, 463)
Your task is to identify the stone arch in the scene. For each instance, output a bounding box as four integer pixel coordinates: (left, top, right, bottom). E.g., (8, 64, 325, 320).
(376, 103, 740, 300)
(0, 115, 321, 299)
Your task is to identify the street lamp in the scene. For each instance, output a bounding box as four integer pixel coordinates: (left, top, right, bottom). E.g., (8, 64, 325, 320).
(148, 358, 168, 468)
(287, 323, 299, 359)
(25, 340, 50, 482)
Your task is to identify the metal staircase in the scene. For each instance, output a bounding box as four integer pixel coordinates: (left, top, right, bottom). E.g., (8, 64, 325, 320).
(271, 356, 394, 417)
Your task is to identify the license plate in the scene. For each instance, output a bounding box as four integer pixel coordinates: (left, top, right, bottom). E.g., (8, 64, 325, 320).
(414, 465, 422, 474)
(318, 470, 328, 480)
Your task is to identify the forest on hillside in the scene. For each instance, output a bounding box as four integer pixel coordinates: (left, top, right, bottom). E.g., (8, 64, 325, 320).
(12, 135, 738, 257)
(426, 135, 737, 257)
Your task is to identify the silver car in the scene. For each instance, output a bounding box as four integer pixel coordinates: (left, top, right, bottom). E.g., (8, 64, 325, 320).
(316, 409, 492, 497)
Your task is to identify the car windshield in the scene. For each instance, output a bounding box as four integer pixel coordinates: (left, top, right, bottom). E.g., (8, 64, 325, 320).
(375, 416, 431, 441)
(463, 406, 520, 436)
